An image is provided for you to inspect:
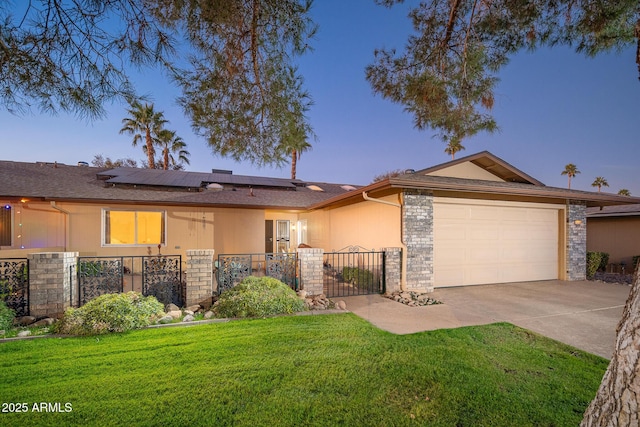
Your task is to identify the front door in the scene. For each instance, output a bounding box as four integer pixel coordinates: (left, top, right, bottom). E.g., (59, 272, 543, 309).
(276, 220, 290, 253)
(265, 220, 274, 253)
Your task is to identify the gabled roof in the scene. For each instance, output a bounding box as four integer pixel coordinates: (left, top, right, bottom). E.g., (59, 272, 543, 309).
(587, 204, 640, 218)
(310, 152, 640, 210)
(0, 161, 357, 210)
(415, 151, 545, 186)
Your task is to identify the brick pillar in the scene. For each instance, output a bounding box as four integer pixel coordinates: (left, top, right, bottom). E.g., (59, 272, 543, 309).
(381, 247, 402, 294)
(186, 249, 215, 306)
(567, 201, 587, 281)
(297, 248, 324, 295)
(29, 252, 77, 318)
(402, 190, 434, 292)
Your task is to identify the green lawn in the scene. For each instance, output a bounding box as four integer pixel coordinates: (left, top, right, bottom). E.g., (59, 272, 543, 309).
(0, 314, 606, 426)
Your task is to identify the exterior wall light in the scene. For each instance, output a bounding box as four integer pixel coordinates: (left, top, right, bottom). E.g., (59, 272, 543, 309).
(573, 219, 583, 225)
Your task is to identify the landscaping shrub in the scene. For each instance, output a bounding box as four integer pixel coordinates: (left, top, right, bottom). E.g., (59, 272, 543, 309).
(597, 252, 609, 271)
(214, 276, 305, 318)
(56, 292, 164, 335)
(0, 301, 15, 333)
(586, 252, 602, 278)
(342, 266, 374, 288)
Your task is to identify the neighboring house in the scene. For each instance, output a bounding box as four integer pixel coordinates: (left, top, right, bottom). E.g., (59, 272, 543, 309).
(1, 151, 637, 293)
(587, 204, 640, 269)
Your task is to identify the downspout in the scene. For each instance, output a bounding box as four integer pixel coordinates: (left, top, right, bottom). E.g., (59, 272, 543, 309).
(50, 201, 70, 251)
(362, 191, 407, 291)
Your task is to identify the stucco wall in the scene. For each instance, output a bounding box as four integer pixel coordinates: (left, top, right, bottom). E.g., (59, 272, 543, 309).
(587, 216, 640, 266)
(301, 194, 401, 252)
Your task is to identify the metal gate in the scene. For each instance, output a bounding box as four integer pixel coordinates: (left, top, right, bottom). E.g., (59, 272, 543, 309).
(216, 253, 300, 294)
(0, 258, 29, 316)
(77, 255, 184, 307)
(323, 246, 385, 297)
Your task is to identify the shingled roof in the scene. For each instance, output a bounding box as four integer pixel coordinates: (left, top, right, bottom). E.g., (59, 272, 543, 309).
(0, 161, 356, 209)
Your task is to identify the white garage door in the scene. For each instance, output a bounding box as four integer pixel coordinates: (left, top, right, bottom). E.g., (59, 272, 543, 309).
(434, 200, 560, 287)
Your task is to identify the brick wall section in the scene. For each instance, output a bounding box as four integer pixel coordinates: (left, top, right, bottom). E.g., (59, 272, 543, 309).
(186, 249, 215, 306)
(381, 247, 402, 293)
(402, 190, 434, 292)
(567, 201, 587, 280)
(29, 252, 77, 318)
(297, 248, 324, 295)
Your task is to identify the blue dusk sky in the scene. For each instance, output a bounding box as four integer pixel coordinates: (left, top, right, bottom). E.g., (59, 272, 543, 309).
(1, 0, 638, 194)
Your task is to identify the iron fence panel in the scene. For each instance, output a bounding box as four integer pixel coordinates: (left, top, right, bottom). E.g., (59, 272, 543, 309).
(0, 258, 29, 316)
(323, 247, 385, 297)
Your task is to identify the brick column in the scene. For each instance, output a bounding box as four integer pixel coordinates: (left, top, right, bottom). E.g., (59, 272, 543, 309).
(297, 248, 324, 295)
(381, 247, 402, 294)
(186, 249, 215, 306)
(29, 252, 77, 318)
(402, 190, 434, 292)
(567, 201, 587, 281)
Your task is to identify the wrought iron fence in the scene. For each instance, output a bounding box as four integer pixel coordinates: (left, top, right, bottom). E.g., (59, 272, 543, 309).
(0, 258, 29, 316)
(77, 255, 184, 307)
(323, 246, 385, 297)
(216, 253, 300, 294)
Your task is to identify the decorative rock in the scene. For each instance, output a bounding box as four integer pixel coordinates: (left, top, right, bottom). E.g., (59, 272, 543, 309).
(203, 311, 214, 319)
(158, 315, 174, 324)
(183, 310, 195, 316)
(15, 316, 36, 326)
(182, 314, 195, 322)
(385, 291, 442, 307)
(297, 290, 308, 299)
(33, 318, 55, 327)
(187, 305, 201, 313)
(166, 303, 180, 312)
(167, 310, 182, 319)
(336, 300, 347, 310)
(17, 330, 31, 338)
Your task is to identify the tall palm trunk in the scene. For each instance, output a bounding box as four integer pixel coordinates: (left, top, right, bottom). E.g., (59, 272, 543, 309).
(146, 128, 155, 169)
(163, 148, 169, 170)
(291, 149, 298, 179)
(568, 175, 572, 189)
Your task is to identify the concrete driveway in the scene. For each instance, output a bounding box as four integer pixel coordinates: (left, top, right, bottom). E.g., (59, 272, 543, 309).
(340, 280, 631, 359)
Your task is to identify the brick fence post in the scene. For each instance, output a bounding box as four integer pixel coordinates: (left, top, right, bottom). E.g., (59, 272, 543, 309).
(28, 252, 77, 318)
(297, 248, 324, 295)
(381, 247, 402, 294)
(567, 201, 587, 281)
(185, 249, 215, 307)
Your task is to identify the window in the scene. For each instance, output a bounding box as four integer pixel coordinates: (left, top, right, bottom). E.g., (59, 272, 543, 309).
(0, 205, 11, 246)
(103, 210, 165, 246)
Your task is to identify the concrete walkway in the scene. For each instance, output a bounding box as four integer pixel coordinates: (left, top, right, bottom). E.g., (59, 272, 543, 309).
(340, 280, 632, 359)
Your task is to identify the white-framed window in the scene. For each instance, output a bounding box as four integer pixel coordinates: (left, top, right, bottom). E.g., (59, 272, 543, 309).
(103, 209, 166, 246)
(297, 219, 307, 246)
(276, 220, 290, 252)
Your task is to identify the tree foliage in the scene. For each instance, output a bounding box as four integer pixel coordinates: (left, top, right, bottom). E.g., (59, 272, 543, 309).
(120, 101, 168, 169)
(91, 154, 138, 169)
(367, 0, 639, 146)
(0, 0, 316, 166)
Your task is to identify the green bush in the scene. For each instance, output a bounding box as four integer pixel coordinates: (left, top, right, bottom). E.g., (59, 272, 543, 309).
(214, 276, 305, 318)
(0, 301, 15, 333)
(342, 267, 374, 288)
(56, 292, 164, 335)
(597, 252, 609, 272)
(586, 252, 602, 278)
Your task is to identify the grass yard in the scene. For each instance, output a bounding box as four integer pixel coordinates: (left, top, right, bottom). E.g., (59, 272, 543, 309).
(0, 313, 606, 426)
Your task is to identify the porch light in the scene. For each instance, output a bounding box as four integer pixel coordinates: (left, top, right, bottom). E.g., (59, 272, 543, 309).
(573, 219, 583, 225)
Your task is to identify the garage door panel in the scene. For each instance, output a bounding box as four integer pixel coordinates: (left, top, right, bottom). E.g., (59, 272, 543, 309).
(434, 202, 559, 287)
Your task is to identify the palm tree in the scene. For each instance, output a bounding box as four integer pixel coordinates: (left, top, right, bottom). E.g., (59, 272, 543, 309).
(120, 101, 167, 169)
(618, 189, 631, 196)
(287, 139, 312, 180)
(155, 129, 190, 170)
(561, 164, 580, 189)
(444, 139, 465, 160)
(591, 176, 609, 192)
